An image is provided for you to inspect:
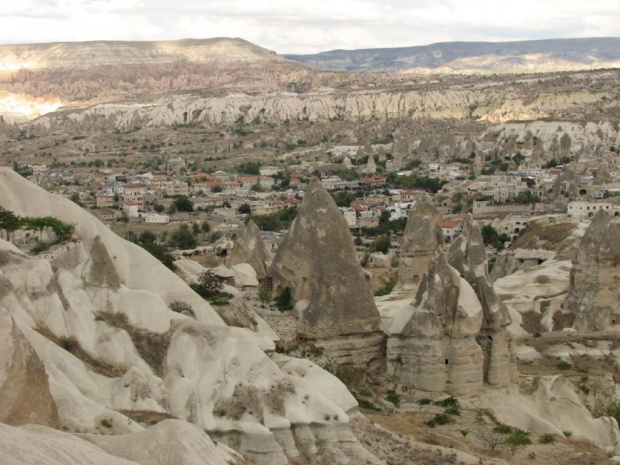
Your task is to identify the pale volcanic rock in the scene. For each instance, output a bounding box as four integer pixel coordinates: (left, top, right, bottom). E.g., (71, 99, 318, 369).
(0, 168, 380, 465)
(553, 166, 581, 202)
(230, 221, 272, 280)
(447, 215, 517, 387)
(397, 192, 444, 289)
(0, 280, 59, 427)
(563, 211, 620, 331)
(268, 179, 383, 365)
(388, 250, 484, 396)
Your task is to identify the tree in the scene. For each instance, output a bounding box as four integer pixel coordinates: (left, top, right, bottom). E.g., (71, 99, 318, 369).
(481, 225, 510, 251)
(168, 224, 197, 250)
(211, 185, 223, 193)
(373, 235, 391, 254)
(192, 222, 200, 235)
(201, 221, 211, 233)
(504, 429, 532, 455)
(0, 207, 21, 240)
(167, 204, 177, 214)
(192, 270, 224, 298)
(238, 203, 252, 214)
(514, 190, 540, 204)
(154, 204, 165, 213)
(173, 196, 194, 212)
(138, 230, 156, 244)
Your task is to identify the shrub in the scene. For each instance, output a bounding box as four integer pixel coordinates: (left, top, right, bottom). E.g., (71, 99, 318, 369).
(605, 400, 620, 424)
(445, 406, 461, 416)
(309, 346, 324, 357)
(434, 396, 460, 408)
(533, 331, 542, 338)
(425, 414, 455, 428)
(193, 270, 224, 298)
(494, 424, 514, 434)
(459, 429, 470, 438)
(258, 288, 272, 305)
(417, 398, 432, 405)
(557, 361, 572, 370)
(539, 433, 556, 444)
(168, 300, 195, 318)
(374, 277, 396, 296)
(274, 287, 294, 311)
(357, 398, 380, 411)
(563, 430, 573, 438)
(386, 390, 401, 408)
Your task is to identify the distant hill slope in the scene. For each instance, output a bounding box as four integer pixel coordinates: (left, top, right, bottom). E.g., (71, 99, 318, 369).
(284, 37, 620, 74)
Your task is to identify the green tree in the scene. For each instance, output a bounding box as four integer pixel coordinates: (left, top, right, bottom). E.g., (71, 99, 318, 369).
(481, 225, 510, 251)
(173, 196, 194, 212)
(154, 204, 165, 213)
(201, 221, 211, 233)
(0, 207, 21, 240)
(373, 235, 391, 254)
(504, 429, 532, 455)
(238, 203, 252, 214)
(168, 224, 197, 250)
(192, 270, 224, 298)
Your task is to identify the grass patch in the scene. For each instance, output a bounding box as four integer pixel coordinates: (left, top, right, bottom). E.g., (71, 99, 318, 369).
(425, 414, 455, 428)
(539, 433, 556, 444)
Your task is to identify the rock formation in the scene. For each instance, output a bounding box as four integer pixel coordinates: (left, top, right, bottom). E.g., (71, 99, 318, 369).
(446, 216, 517, 387)
(553, 166, 580, 202)
(0, 274, 59, 427)
(0, 168, 381, 465)
(397, 192, 444, 289)
(268, 178, 383, 367)
(230, 220, 272, 280)
(562, 211, 620, 331)
(388, 250, 484, 396)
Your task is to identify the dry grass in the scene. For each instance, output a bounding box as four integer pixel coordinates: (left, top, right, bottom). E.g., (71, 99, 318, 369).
(36, 325, 126, 377)
(95, 312, 172, 376)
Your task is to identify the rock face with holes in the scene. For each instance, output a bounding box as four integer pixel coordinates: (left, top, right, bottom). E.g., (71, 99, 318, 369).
(553, 166, 580, 202)
(230, 220, 272, 280)
(268, 179, 384, 367)
(0, 168, 381, 465)
(397, 193, 444, 289)
(562, 210, 620, 331)
(447, 215, 517, 387)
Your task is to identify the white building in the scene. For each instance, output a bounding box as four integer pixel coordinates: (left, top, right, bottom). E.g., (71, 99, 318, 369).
(145, 213, 170, 224)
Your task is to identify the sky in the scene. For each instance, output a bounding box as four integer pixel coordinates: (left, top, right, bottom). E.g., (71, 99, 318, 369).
(0, 0, 619, 54)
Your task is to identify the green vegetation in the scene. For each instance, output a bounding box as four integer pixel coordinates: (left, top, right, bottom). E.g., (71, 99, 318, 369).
(168, 300, 195, 318)
(513, 190, 540, 204)
(372, 235, 391, 253)
(605, 400, 620, 424)
(173, 195, 194, 212)
(556, 361, 572, 370)
(0, 206, 76, 247)
(425, 414, 455, 428)
(539, 433, 556, 444)
(394, 175, 447, 193)
(504, 429, 532, 455)
(235, 161, 261, 175)
(274, 286, 294, 311)
(238, 203, 252, 214)
(246, 206, 297, 231)
(374, 277, 396, 297)
(417, 398, 433, 405)
(168, 224, 197, 250)
(129, 230, 175, 270)
(481, 224, 510, 251)
(386, 390, 401, 408)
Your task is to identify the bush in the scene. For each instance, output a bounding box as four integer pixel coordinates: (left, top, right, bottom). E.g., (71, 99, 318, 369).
(274, 287, 294, 311)
(494, 424, 514, 434)
(258, 288, 272, 305)
(417, 398, 432, 405)
(169, 300, 195, 318)
(425, 414, 455, 428)
(557, 361, 572, 370)
(605, 400, 620, 424)
(445, 406, 461, 416)
(434, 396, 460, 408)
(373, 235, 391, 254)
(563, 430, 573, 438)
(539, 433, 556, 444)
(357, 398, 380, 411)
(374, 277, 396, 296)
(386, 390, 401, 408)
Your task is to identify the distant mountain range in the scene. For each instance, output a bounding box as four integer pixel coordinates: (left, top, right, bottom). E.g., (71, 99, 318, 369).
(284, 37, 620, 74)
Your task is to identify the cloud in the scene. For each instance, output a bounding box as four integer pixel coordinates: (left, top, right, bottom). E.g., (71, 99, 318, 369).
(0, 0, 617, 53)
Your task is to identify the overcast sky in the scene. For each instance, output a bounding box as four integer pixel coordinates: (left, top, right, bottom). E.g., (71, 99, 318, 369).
(1, 0, 619, 54)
